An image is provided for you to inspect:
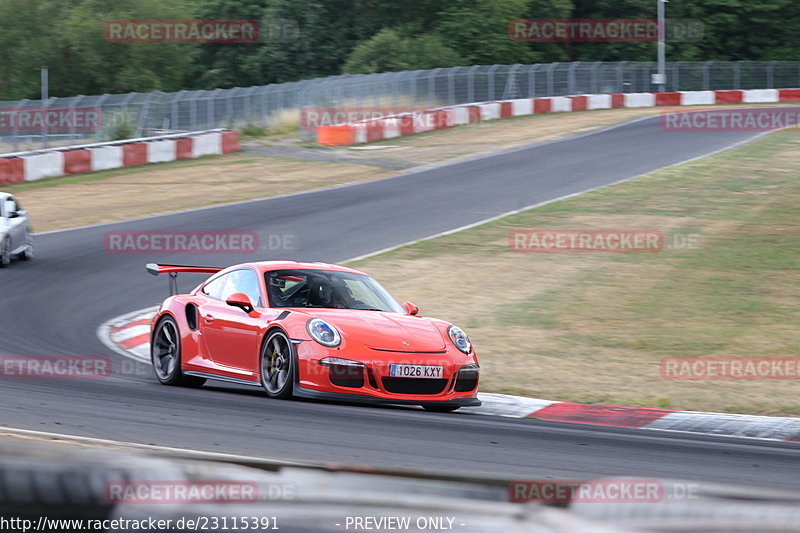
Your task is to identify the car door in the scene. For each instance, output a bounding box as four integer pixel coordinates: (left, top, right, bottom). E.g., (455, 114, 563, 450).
(198, 268, 264, 378)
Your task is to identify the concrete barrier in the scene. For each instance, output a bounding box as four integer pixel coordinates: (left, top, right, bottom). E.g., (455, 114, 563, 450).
(23, 152, 65, 181)
(743, 89, 779, 103)
(90, 146, 124, 171)
(146, 140, 177, 163)
(191, 132, 223, 157)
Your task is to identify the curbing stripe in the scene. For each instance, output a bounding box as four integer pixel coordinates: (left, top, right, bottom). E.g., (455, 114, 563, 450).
(529, 402, 674, 428)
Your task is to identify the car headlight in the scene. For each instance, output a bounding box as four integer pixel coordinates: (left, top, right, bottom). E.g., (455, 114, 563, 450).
(448, 325, 472, 354)
(318, 357, 363, 367)
(307, 318, 341, 347)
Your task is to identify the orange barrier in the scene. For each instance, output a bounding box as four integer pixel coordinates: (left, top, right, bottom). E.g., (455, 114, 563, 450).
(317, 125, 354, 146)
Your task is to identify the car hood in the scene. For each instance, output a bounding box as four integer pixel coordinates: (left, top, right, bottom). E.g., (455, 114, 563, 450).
(308, 309, 447, 352)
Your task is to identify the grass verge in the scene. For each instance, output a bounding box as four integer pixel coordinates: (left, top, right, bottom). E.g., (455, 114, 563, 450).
(349, 130, 800, 416)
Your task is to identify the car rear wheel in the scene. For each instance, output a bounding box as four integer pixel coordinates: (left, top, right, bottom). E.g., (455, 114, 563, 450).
(0, 238, 10, 268)
(151, 316, 205, 387)
(422, 404, 461, 413)
(260, 330, 294, 399)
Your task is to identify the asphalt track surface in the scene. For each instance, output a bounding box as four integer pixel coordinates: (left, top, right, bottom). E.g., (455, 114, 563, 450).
(1, 116, 798, 490)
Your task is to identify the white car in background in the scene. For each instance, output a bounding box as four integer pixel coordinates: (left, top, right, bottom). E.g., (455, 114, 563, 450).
(0, 192, 33, 267)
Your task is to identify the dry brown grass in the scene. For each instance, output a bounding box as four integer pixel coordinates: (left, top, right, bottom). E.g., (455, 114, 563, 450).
(16, 155, 394, 231)
(350, 131, 800, 415)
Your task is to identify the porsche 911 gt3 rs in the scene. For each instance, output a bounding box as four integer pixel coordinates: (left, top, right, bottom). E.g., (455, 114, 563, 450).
(147, 261, 480, 412)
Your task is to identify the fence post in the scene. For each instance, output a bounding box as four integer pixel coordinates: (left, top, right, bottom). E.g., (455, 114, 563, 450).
(94, 95, 109, 142)
(616, 61, 628, 93)
(447, 68, 456, 105)
(428, 68, 441, 106)
(10, 99, 28, 152)
(527, 64, 537, 98)
(767, 61, 776, 88)
(503, 64, 521, 99)
(734, 60, 742, 90)
(567, 62, 581, 95)
(702, 61, 713, 90)
(546, 63, 558, 96)
(466, 65, 480, 103)
(487, 65, 500, 101)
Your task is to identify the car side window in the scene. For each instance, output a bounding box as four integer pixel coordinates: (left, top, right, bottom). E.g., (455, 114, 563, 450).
(3, 198, 16, 217)
(201, 272, 231, 300)
(226, 269, 263, 307)
(201, 269, 262, 307)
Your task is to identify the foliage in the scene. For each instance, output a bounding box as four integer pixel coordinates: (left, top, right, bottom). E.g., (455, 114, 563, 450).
(0, 0, 797, 98)
(343, 29, 463, 74)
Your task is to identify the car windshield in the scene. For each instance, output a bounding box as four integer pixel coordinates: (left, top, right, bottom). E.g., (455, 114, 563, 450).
(266, 269, 404, 312)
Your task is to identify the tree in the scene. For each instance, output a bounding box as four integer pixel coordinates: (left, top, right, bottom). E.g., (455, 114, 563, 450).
(343, 28, 463, 74)
(0, 0, 194, 99)
(434, 0, 538, 65)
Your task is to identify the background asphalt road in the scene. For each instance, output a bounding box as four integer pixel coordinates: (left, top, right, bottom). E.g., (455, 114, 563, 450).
(1, 116, 797, 490)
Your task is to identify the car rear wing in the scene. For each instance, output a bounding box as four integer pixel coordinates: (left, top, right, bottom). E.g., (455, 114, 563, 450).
(146, 263, 223, 295)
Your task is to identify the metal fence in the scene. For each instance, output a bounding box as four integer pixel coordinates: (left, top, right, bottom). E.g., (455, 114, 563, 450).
(2, 61, 799, 152)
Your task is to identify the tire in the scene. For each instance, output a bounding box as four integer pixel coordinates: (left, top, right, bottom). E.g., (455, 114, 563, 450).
(18, 231, 33, 261)
(422, 404, 461, 413)
(0, 237, 10, 268)
(150, 316, 205, 387)
(260, 330, 295, 399)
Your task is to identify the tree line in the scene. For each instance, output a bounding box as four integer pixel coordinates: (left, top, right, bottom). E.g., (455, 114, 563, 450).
(0, 0, 797, 100)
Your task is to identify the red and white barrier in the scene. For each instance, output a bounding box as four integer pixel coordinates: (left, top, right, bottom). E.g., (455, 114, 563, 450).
(0, 129, 241, 185)
(91, 146, 124, 172)
(146, 139, 177, 163)
(743, 89, 779, 103)
(23, 152, 65, 182)
(315, 88, 800, 146)
(192, 131, 224, 158)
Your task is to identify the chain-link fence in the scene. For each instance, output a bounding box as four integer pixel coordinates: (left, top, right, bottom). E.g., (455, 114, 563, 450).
(2, 61, 799, 153)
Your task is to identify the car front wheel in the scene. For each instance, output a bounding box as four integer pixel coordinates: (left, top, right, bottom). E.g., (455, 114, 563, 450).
(260, 330, 295, 399)
(19, 232, 33, 261)
(0, 238, 10, 268)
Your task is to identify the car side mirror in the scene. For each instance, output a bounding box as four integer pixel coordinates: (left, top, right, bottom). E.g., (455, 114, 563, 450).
(226, 292, 254, 313)
(403, 301, 419, 316)
(9, 211, 19, 219)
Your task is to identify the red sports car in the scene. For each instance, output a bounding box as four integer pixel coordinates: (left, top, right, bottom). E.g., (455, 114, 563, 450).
(146, 261, 480, 412)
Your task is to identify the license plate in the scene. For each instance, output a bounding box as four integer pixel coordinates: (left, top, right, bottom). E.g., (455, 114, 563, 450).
(389, 364, 443, 379)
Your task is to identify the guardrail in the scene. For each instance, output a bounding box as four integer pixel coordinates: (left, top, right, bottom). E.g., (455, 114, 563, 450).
(315, 88, 800, 145)
(0, 128, 240, 185)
